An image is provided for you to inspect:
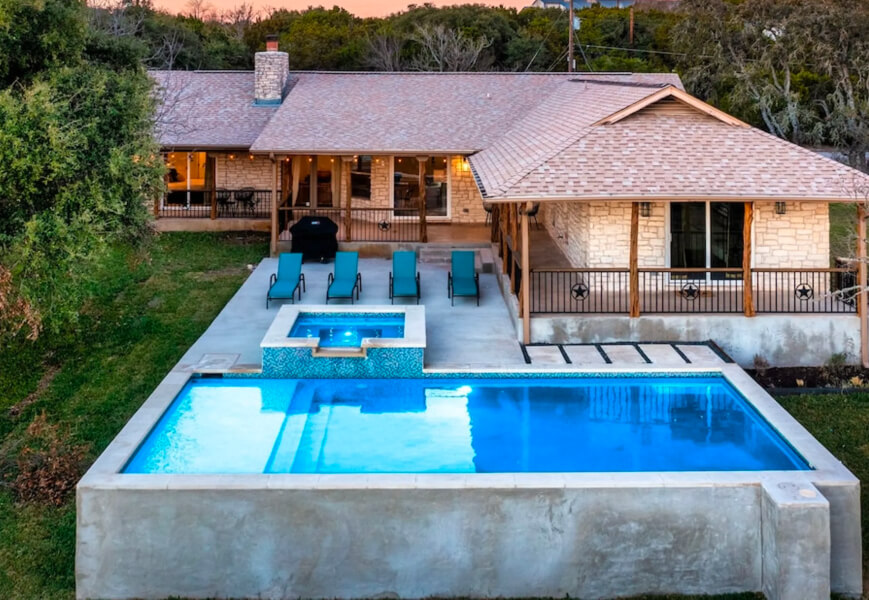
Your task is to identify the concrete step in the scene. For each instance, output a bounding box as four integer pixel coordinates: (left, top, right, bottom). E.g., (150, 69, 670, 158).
(418, 246, 494, 274)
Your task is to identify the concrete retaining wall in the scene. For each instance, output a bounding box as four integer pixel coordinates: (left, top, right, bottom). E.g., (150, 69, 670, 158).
(530, 314, 861, 367)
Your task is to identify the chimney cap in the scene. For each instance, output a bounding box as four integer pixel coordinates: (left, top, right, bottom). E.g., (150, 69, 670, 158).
(265, 34, 279, 51)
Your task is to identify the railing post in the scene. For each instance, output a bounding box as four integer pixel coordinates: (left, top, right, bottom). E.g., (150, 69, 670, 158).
(743, 201, 755, 316)
(629, 202, 640, 317)
(417, 156, 428, 243)
(154, 193, 161, 218)
(521, 202, 531, 344)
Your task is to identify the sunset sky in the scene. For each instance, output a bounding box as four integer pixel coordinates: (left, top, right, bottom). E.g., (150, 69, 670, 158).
(153, 0, 531, 19)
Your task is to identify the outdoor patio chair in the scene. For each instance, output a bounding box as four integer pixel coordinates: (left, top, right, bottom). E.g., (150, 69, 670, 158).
(327, 251, 362, 304)
(266, 253, 305, 308)
(389, 251, 421, 304)
(448, 250, 479, 306)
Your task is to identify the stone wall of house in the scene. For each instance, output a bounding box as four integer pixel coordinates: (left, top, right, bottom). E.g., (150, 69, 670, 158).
(215, 153, 277, 190)
(754, 201, 830, 268)
(542, 201, 666, 267)
(449, 156, 487, 223)
(543, 200, 830, 270)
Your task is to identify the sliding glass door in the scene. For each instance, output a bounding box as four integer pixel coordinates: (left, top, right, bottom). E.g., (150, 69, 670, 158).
(670, 202, 744, 280)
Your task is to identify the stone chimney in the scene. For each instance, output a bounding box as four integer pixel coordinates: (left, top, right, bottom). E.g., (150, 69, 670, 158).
(255, 35, 289, 105)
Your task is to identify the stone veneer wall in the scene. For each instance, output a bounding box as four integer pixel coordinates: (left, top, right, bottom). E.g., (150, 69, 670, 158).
(215, 154, 278, 190)
(542, 201, 666, 267)
(543, 200, 830, 269)
(754, 201, 830, 268)
(449, 156, 486, 223)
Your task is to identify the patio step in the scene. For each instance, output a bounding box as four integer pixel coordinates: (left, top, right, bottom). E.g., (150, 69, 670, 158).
(419, 246, 495, 273)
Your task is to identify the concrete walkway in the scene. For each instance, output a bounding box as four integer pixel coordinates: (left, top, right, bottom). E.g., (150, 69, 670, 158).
(522, 342, 731, 367)
(177, 256, 528, 372)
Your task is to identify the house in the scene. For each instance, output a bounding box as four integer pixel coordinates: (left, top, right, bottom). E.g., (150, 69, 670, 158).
(152, 39, 869, 366)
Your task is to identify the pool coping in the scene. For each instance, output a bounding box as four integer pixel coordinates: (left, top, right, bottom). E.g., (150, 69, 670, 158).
(261, 304, 426, 351)
(80, 363, 859, 492)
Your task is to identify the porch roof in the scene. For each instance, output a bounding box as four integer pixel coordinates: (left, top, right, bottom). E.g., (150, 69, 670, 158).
(469, 85, 869, 202)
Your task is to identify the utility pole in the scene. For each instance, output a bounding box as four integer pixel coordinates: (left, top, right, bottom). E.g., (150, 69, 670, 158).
(629, 6, 634, 46)
(568, 0, 575, 72)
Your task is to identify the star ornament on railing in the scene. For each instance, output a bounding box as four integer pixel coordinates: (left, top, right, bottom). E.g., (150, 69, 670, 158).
(378, 220, 391, 231)
(570, 282, 590, 301)
(680, 282, 701, 301)
(794, 282, 814, 301)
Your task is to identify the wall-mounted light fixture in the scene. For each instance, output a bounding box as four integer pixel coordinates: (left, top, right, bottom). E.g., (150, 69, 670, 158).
(775, 201, 787, 215)
(229, 154, 236, 160)
(249, 154, 254, 160)
(461, 157, 470, 172)
(639, 202, 651, 218)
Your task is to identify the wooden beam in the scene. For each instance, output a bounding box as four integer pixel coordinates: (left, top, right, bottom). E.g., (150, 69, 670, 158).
(417, 157, 428, 243)
(858, 203, 868, 367)
(521, 201, 531, 344)
(743, 202, 755, 317)
(270, 156, 278, 257)
(500, 203, 509, 273)
(510, 203, 519, 292)
(629, 202, 640, 317)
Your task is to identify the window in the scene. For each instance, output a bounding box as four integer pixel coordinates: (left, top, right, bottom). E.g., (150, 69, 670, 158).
(351, 155, 372, 200)
(670, 202, 744, 280)
(392, 156, 448, 217)
(163, 151, 207, 206)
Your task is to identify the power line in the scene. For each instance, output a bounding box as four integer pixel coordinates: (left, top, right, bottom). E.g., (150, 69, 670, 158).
(524, 10, 566, 72)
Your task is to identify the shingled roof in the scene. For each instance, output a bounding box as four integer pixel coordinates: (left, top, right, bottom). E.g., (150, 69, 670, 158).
(469, 85, 869, 202)
(151, 71, 279, 148)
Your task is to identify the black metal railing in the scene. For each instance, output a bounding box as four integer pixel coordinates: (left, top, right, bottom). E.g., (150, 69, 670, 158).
(639, 268, 744, 314)
(529, 267, 858, 315)
(279, 206, 422, 242)
(752, 268, 857, 313)
(530, 269, 630, 314)
(159, 189, 272, 219)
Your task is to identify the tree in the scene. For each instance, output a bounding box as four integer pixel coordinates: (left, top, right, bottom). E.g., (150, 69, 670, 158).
(0, 0, 163, 341)
(408, 23, 492, 71)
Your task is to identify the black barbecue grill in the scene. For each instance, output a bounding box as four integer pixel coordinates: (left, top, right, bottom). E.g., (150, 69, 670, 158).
(290, 215, 339, 262)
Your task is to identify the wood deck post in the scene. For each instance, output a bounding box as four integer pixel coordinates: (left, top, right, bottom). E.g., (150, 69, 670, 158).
(743, 201, 755, 317)
(629, 202, 640, 317)
(417, 156, 428, 243)
(501, 204, 509, 274)
(521, 201, 531, 344)
(342, 156, 353, 241)
(270, 155, 278, 257)
(858, 203, 868, 367)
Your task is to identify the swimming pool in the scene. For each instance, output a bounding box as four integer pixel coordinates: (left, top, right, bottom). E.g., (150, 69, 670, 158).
(288, 312, 405, 348)
(125, 375, 808, 474)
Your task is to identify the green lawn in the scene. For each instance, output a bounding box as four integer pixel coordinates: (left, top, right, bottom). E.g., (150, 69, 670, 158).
(0, 232, 865, 599)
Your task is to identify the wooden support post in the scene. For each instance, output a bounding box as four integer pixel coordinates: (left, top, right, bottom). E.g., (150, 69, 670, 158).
(270, 155, 278, 257)
(417, 156, 428, 243)
(154, 194, 161, 218)
(342, 156, 353, 241)
(743, 202, 755, 317)
(521, 201, 531, 344)
(206, 156, 217, 220)
(629, 202, 640, 317)
(500, 204, 509, 273)
(858, 203, 868, 367)
(510, 203, 519, 292)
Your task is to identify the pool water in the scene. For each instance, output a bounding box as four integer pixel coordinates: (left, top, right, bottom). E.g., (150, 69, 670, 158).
(289, 313, 405, 347)
(125, 376, 809, 474)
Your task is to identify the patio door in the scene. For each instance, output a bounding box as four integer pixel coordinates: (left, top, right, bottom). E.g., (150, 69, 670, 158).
(670, 202, 743, 280)
(392, 156, 449, 219)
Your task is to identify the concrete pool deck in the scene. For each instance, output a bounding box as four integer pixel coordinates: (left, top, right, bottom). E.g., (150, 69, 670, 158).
(176, 257, 526, 372)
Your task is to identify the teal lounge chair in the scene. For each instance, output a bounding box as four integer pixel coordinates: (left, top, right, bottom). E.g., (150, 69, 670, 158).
(267, 253, 305, 308)
(389, 251, 421, 304)
(327, 251, 362, 303)
(448, 250, 479, 306)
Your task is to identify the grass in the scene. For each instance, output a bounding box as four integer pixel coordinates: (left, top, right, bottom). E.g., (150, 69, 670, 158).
(0, 231, 866, 599)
